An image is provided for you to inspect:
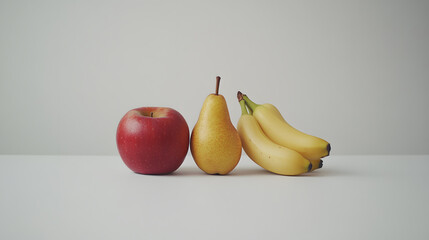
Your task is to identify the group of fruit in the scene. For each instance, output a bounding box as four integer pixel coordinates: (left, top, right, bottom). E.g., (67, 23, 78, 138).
(116, 76, 330, 175)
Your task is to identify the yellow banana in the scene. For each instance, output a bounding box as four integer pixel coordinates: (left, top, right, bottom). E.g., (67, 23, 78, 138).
(236, 92, 312, 175)
(309, 159, 323, 171)
(261, 102, 324, 171)
(243, 94, 331, 161)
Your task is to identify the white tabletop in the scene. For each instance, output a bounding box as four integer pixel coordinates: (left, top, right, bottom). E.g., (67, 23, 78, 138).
(1, 155, 428, 240)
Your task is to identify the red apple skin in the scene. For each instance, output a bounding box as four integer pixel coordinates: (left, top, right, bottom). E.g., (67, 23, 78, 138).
(116, 107, 189, 175)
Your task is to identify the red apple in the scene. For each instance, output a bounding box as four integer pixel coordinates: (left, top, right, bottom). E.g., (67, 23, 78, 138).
(116, 107, 189, 174)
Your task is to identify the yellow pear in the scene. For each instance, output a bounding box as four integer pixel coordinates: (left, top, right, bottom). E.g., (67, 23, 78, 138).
(190, 76, 242, 174)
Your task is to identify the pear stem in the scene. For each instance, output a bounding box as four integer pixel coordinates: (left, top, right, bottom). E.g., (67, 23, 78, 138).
(215, 76, 221, 95)
(242, 94, 259, 112)
(237, 91, 248, 115)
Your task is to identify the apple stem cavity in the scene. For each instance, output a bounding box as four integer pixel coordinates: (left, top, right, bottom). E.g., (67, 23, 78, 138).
(215, 76, 221, 95)
(150, 112, 154, 117)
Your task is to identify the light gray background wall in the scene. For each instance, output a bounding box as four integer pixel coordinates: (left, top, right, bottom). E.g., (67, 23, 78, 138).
(1, 0, 428, 155)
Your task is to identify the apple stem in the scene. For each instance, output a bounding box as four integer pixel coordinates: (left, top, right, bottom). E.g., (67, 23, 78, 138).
(150, 112, 154, 117)
(215, 76, 221, 95)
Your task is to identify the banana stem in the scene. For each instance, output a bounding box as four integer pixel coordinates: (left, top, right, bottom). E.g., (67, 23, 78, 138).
(237, 91, 248, 115)
(247, 105, 253, 115)
(240, 100, 248, 115)
(242, 94, 259, 112)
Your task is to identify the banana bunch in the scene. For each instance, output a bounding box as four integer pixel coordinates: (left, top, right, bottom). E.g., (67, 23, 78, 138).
(236, 91, 330, 175)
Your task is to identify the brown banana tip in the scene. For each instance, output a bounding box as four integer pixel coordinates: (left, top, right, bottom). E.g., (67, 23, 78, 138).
(327, 143, 331, 156)
(237, 91, 243, 101)
(307, 163, 313, 172)
(319, 160, 323, 169)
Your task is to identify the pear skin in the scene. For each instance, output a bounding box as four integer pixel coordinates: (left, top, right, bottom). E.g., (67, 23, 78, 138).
(190, 77, 242, 174)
